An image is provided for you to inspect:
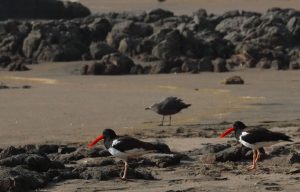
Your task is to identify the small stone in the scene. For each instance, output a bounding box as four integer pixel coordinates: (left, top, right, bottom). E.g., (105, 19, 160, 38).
(288, 153, 300, 164)
(222, 76, 244, 85)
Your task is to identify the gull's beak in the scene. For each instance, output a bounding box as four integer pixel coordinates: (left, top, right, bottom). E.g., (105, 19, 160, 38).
(220, 127, 234, 138)
(88, 134, 104, 148)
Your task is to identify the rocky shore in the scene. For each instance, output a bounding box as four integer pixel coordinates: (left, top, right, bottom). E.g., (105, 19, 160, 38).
(1, 1, 300, 74)
(0, 120, 299, 191)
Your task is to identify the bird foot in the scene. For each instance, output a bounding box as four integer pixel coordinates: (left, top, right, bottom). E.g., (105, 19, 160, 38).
(120, 177, 127, 181)
(158, 124, 164, 126)
(247, 165, 256, 170)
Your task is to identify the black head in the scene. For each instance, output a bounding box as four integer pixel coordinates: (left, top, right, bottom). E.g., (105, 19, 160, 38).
(102, 129, 117, 140)
(220, 121, 247, 138)
(233, 121, 247, 130)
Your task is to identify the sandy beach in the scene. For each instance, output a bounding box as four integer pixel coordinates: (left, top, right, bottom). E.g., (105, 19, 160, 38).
(1, 0, 300, 191)
(1, 62, 300, 147)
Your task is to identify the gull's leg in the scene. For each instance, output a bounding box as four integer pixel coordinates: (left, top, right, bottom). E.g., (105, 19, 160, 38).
(168, 116, 172, 126)
(121, 161, 128, 180)
(159, 115, 165, 126)
(254, 149, 261, 166)
(248, 149, 257, 170)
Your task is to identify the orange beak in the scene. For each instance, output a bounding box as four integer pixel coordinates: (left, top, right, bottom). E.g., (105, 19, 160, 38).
(219, 127, 234, 138)
(88, 134, 104, 148)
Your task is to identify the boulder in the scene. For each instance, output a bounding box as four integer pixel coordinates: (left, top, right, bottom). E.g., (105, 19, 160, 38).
(130, 64, 144, 74)
(181, 59, 200, 73)
(88, 18, 112, 41)
(145, 9, 174, 23)
(215, 16, 246, 34)
(215, 145, 251, 162)
(87, 53, 135, 75)
(148, 28, 173, 44)
(0, 54, 12, 68)
(111, 21, 153, 38)
(290, 59, 300, 69)
(0, 0, 90, 19)
(198, 57, 213, 72)
(0, 146, 25, 159)
(189, 144, 230, 156)
(22, 31, 42, 58)
(89, 42, 117, 60)
(143, 153, 183, 168)
(101, 53, 135, 74)
(118, 37, 139, 56)
(152, 30, 182, 60)
(79, 166, 119, 180)
(0, 166, 48, 192)
(212, 58, 228, 72)
(287, 17, 300, 41)
(0, 154, 51, 172)
(106, 31, 129, 49)
(288, 152, 300, 164)
(222, 76, 245, 84)
(150, 60, 171, 74)
(257, 58, 272, 69)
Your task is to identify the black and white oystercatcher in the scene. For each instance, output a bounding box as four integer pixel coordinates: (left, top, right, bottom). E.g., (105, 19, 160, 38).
(145, 96, 191, 126)
(220, 121, 293, 170)
(88, 129, 157, 180)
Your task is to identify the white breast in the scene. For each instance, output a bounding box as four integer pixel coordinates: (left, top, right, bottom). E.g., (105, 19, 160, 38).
(108, 139, 146, 160)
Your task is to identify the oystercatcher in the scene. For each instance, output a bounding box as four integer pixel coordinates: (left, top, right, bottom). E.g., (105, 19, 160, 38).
(88, 129, 157, 180)
(145, 96, 191, 126)
(220, 121, 293, 170)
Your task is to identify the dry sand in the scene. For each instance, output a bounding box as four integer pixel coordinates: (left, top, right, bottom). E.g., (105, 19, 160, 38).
(78, 0, 300, 15)
(1, 62, 300, 191)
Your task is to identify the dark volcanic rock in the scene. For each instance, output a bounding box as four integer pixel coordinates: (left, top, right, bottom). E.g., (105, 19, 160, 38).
(88, 18, 112, 41)
(269, 145, 292, 156)
(215, 145, 251, 162)
(152, 143, 171, 154)
(0, 146, 26, 159)
(2, 8, 300, 74)
(0, 54, 12, 68)
(144, 153, 183, 168)
(190, 144, 230, 156)
(58, 146, 77, 154)
(289, 59, 300, 69)
(212, 58, 229, 72)
(0, 0, 91, 19)
(0, 154, 51, 172)
(0, 166, 48, 192)
(288, 153, 300, 164)
(223, 76, 245, 84)
(53, 148, 88, 164)
(101, 52, 135, 74)
(145, 9, 174, 23)
(198, 57, 213, 72)
(123, 168, 154, 180)
(112, 21, 153, 38)
(79, 166, 119, 180)
(152, 30, 182, 60)
(89, 42, 117, 60)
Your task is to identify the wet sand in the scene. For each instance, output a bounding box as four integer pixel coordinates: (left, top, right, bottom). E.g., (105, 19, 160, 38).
(78, 0, 300, 15)
(0, 62, 300, 147)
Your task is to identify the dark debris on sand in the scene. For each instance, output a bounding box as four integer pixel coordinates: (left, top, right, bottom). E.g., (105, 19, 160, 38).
(0, 121, 299, 191)
(0, 142, 184, 191)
